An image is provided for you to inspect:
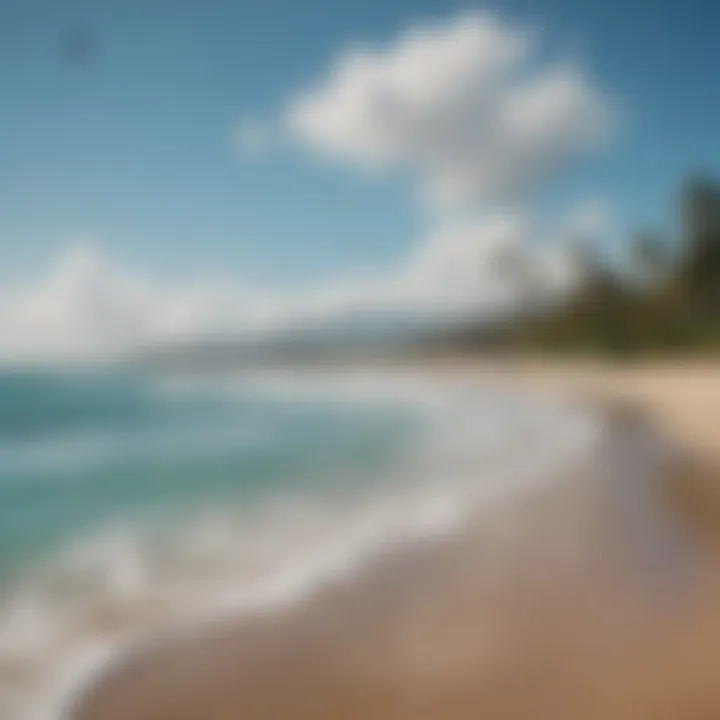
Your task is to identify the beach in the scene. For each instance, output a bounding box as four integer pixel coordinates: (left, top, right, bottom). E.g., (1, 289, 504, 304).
(69, 360, 720, 720)
(3, 0, 720, 716)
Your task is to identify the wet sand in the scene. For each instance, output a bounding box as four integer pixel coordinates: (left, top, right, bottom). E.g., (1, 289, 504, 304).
(72, 362, 720, 720)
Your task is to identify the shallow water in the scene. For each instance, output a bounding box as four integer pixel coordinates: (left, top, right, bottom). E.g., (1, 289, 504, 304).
(0, 369, 602, 719)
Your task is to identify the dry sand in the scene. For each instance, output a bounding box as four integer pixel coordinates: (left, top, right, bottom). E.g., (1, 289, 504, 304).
(72, 360, 720, 720)
(475, 359, 720, 463)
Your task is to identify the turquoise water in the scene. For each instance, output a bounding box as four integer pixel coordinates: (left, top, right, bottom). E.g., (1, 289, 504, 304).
(0, 371, 414, 587)
(0, 369, 601, 719)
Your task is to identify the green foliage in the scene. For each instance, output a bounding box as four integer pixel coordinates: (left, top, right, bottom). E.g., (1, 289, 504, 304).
(507, 175, 720, 357)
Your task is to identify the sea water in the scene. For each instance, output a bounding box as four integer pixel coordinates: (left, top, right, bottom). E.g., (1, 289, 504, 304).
(0, 368, 601, 719)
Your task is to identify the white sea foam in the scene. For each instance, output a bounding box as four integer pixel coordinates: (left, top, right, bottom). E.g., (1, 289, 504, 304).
(0, 372, 603, 720)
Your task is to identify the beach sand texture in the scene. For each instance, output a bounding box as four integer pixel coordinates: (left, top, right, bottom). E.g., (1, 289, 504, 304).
(73, 362, 720, 720)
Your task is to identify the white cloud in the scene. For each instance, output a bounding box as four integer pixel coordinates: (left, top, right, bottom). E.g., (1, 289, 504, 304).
(283, 12, 612, 207)
(0, 14, 615, 362)
(0, 210, 591, 361)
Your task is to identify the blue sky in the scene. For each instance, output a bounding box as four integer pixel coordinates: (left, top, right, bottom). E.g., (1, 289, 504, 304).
(1, 0, 719, 287)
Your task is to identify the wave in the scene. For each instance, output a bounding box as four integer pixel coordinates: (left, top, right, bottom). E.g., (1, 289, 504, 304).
(0, 371, 603, 720)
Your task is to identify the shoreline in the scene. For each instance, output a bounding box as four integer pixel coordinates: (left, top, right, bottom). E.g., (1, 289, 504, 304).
(71, 360, 720, 720)
(461, 359, 720, 544)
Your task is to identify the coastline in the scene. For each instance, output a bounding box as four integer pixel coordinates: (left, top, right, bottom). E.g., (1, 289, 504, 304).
(71, 360, 720, 720)
(462, 359, 720, 543)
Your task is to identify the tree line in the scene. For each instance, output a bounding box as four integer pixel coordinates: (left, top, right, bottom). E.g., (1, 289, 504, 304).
(451, 175, 720, 358)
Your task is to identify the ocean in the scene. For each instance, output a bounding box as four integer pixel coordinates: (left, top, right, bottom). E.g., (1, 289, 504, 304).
(0, 368, 601, 719)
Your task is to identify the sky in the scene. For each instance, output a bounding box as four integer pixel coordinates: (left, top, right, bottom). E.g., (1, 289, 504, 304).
(0, 0, 719, 358)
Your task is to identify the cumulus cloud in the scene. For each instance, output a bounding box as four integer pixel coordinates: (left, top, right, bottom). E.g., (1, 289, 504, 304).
(0, 211, 590, 361)
(283, 12, 612, 206)
(0, 244, 235, 360)
(0, 14, 616, 361)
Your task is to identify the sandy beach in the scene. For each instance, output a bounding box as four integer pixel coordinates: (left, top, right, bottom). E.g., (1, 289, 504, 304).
(481, 360, 720, 463)
(71, 360, 720, 720)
